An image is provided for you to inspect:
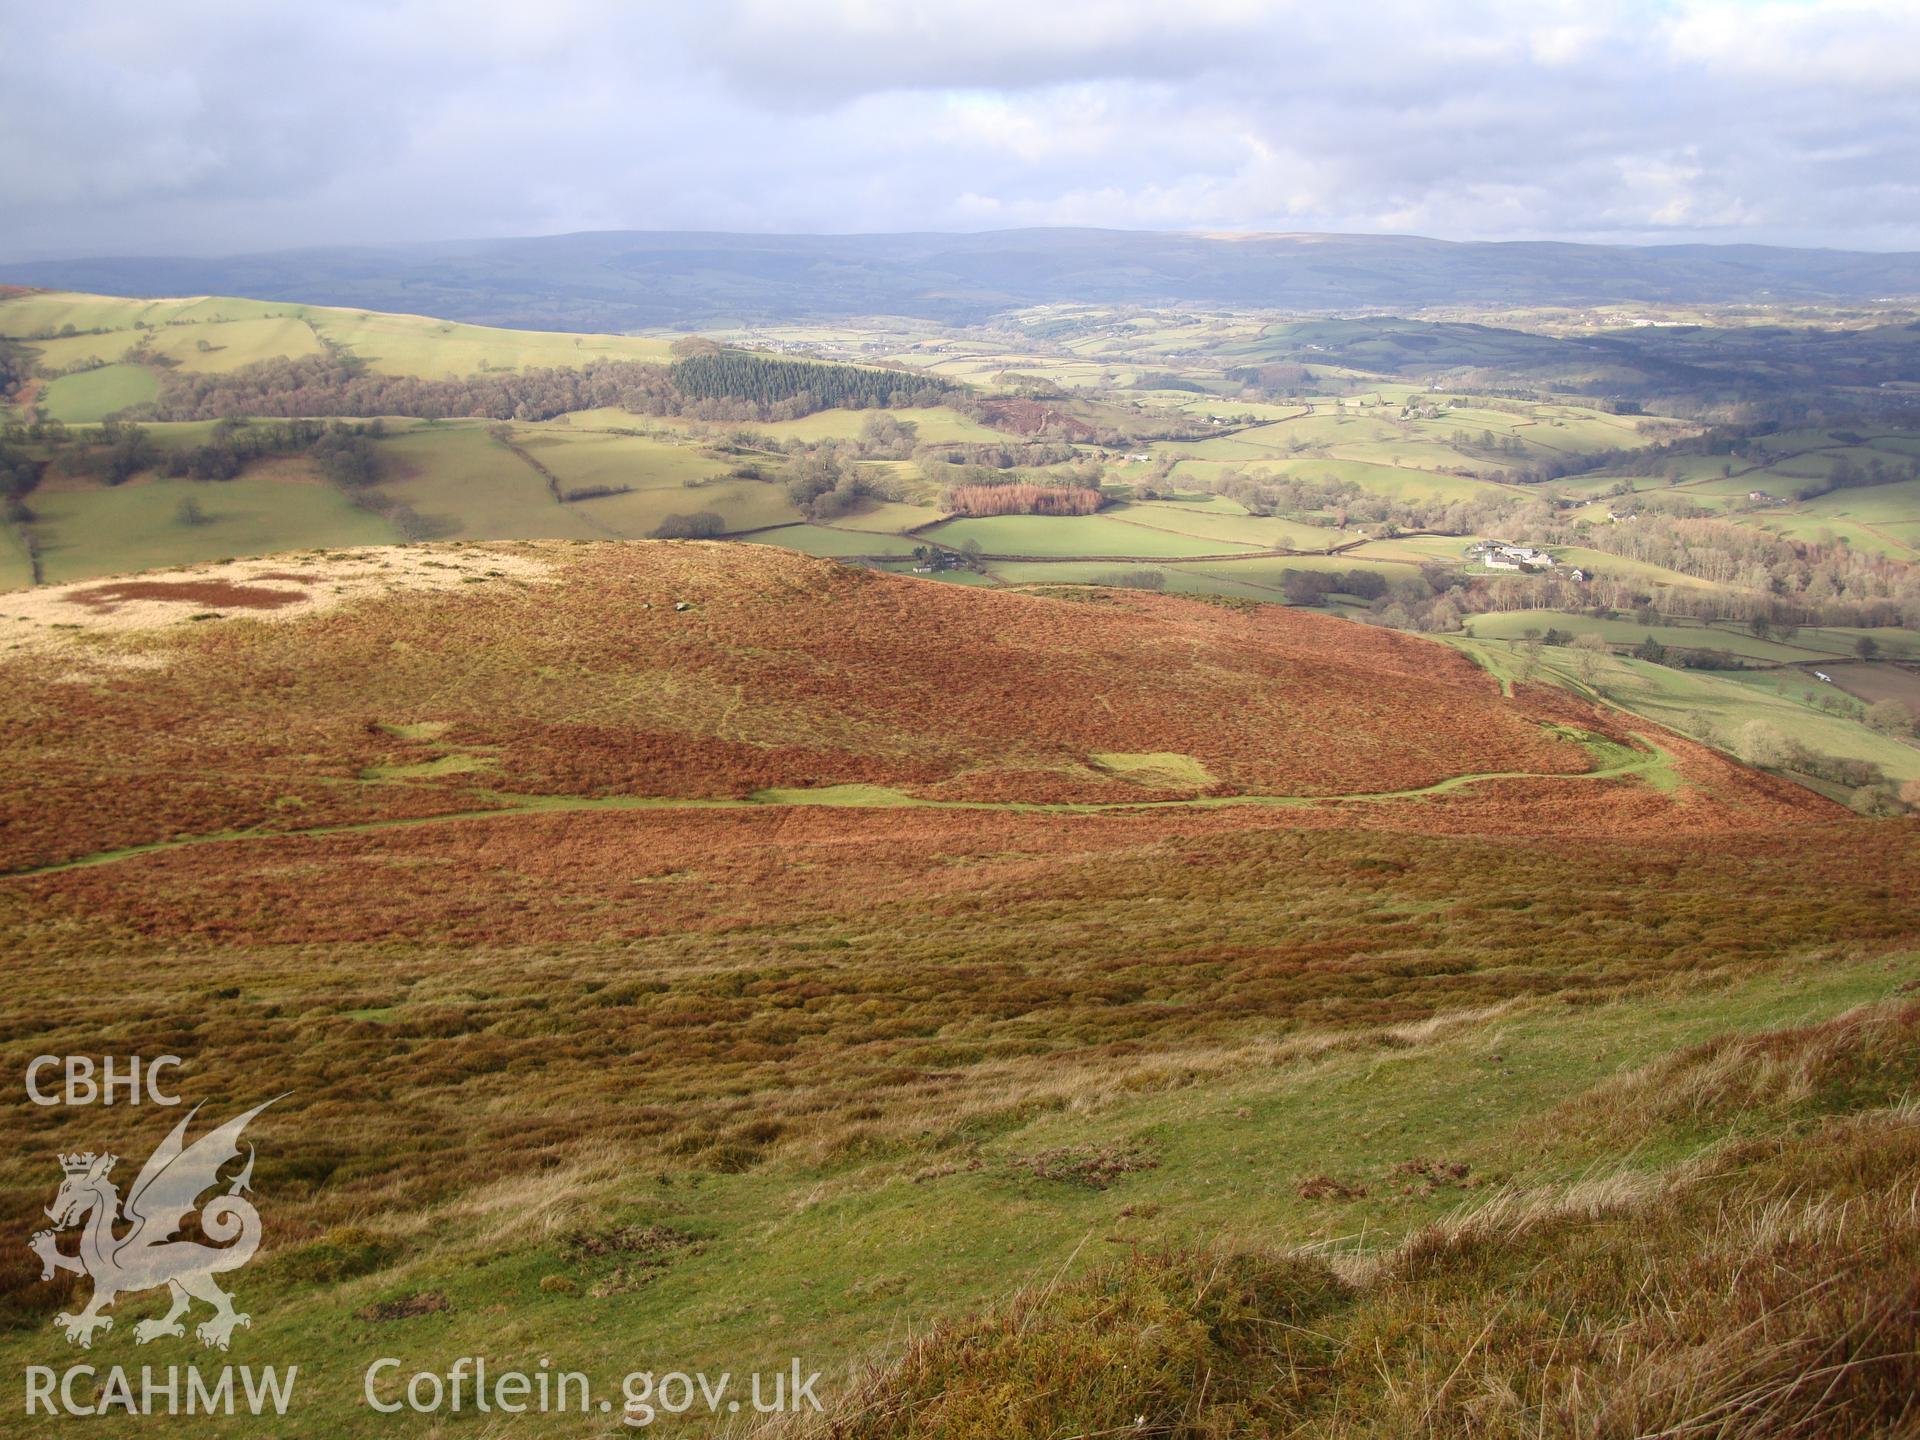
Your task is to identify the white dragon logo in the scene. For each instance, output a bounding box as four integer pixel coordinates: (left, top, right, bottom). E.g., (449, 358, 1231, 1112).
(28, 1099, 278, 1350)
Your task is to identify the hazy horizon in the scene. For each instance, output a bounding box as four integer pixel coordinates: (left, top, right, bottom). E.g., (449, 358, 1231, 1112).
(9, 223, 1920, 270)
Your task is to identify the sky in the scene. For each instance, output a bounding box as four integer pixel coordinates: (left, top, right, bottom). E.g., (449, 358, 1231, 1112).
(2, 0, 1917, 260)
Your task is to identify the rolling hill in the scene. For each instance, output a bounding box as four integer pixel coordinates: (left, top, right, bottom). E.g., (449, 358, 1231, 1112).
(0, 540, 1829, 881)
(7, 229, 1920, 330)
(3, 288, 1914, 829)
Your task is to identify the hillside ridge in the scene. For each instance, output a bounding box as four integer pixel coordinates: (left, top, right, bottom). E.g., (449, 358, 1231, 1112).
(8, 228, 1919, 329)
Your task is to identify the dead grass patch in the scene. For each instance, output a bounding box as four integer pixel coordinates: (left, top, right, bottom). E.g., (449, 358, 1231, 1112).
(354, 1290, 448, 1323)
(1009, 1141, 1158, 1190)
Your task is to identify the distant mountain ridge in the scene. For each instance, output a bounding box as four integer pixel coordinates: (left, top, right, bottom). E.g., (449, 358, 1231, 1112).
(5, 228, 1919, 332)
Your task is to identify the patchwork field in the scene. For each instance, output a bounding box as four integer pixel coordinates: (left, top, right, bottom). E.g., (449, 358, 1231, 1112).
(1, 292, 676, 417)
(1463, 609, 1896, 664)
(1449, 635, 1920, 785)
(8, 292, 1908, 655)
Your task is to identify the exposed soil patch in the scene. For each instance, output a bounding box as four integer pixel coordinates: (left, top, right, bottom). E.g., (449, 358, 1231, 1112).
(1297, 1174, 1369, 1201)
(561, 1223, 704, 1297)
(68, 579, 311, 613)
(1011, 1141, 1157, 1190)
(1390, 1157, 1475, 1194)
(355, 1290, 448, 1322)
(913, 1157, 984, 1184)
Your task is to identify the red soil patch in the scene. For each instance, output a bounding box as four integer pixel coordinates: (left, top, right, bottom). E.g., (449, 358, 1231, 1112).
(66, 579, 311, 613)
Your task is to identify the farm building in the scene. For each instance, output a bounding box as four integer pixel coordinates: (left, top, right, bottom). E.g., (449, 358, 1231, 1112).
(1470, 541, 1556, 571)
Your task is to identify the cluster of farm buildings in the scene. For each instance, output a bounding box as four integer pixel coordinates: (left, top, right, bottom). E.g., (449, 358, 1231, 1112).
(1467, 541, 1586, 581)
(1469, 540, 1554, 570)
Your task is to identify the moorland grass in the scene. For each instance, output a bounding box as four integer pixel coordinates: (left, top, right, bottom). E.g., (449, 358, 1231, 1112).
(0, 546, 1911, 1437)
(778, 981, 1920, 1439)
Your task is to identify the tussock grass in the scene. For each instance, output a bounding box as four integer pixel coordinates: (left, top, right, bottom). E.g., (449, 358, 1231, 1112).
(770, 1001, 1920, 1439)
(1547, 997, 1920, 1151)
(764, 1247, 1350, 1438)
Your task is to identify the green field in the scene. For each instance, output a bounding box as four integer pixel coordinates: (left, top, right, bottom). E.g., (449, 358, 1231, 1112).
(24, 472, 396, 584)
(1266, 456, 1501, 502)
(304, 309, 673, 375)
(519, 429, 799, 536)
(1469, 609, 1918, 662)
(1174, 552, 1415, 588)
(0, 292, 296, 336)
(922, 513, 1263, 559)
(570, 478, 802, 538)
(37, 363, 159, 422)
(373, 426, 600, 541)
(1464, 610, 1860, 664)
(0, 291, 675, 389)
(0, 522, 34, 589)
(20, 330, 145, 372)
(144, 314, 330, 372)
(979, 552, 1417, 597)
(1450, 636, 1920, 784)
(1770, 477, 1920, 557)
(1549, 544, 1717, 589)
(977, 559, 1239, 595)
(827, 498, 946, 533)
(1113, 499, 1342, 550)
(516, 428, 732, 494)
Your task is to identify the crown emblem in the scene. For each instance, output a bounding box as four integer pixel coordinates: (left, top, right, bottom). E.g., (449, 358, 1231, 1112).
(58, 1152, 114, 1176)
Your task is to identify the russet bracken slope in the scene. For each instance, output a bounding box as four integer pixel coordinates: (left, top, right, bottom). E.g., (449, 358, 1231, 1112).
(0, 540, 1913, 1364)
(0, 538, 1831, 879)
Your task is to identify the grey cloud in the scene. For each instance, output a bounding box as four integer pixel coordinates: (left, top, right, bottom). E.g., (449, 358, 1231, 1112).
(1, 0, 1916, 260)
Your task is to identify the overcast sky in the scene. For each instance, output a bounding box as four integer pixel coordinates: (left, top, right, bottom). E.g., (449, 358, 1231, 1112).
(2, 0, 1916, 260)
